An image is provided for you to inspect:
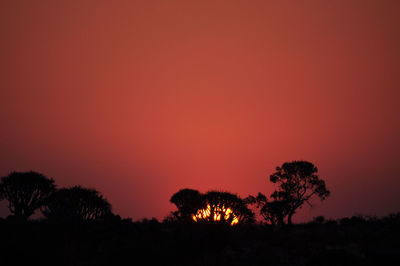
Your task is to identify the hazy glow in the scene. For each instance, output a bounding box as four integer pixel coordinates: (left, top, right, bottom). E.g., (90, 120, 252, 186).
(192, 204, 239, 226)
(1, 1, 400, 222)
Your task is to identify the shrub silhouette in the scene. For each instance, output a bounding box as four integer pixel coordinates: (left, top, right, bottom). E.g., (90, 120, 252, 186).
(269, 160, 330, 225)
(0, 171, 55, 221)
(262, 199, 291, 226)
(246, 192, 289, 226)
(313, 215, 326, 224)
(42, 186, 111, 222)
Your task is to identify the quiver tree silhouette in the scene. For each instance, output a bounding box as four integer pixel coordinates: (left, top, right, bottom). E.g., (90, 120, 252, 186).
(42, 186, 111, 222)
(202, 191, 255, 225)
(269, 160, 330, 225)
(170, 188, 203, 222)
(170, 189, 254, 225)
(0, 171, 55, 221)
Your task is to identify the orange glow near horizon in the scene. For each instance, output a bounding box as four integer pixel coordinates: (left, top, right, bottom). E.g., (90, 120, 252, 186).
(192, 204, 239, 226)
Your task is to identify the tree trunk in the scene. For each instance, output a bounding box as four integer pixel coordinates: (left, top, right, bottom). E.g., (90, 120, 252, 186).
(277, 215, 284, 226)
(287, 212, 294, 225)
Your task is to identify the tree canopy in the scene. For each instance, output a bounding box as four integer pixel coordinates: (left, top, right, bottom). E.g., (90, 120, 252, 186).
(42, 186, 112, 222)
(246, 192, 289, 226)
(170, 188, 254, 225)
(0, 171, 55, 221)
(269, 160, 330, 225)
(170, 188, 203, 221)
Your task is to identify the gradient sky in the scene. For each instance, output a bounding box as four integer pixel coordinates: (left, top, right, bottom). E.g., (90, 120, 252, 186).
(1, 0, 399, 222)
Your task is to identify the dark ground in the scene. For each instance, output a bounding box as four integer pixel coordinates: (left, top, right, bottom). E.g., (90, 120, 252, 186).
(1, 214, 399, 266)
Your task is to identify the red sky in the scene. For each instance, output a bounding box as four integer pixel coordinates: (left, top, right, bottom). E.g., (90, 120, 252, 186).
(1, 0, 399, 222)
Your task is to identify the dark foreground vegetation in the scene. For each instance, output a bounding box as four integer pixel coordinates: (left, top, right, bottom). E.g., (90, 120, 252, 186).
(1, 214, 400, 266)
(1, 162, 398, 265)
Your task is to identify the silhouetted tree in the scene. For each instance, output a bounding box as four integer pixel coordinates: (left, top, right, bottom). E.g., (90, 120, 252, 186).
(170, 189, 254, 225)
(246, 193, 289, 226)
(269, 161, 330, 225)
(170, 188, 203, 221)
(0, 171, 55, 221)
(203, 191, 255, 225)
(42, 186, 111, 222)
(262, 200, 291, 226)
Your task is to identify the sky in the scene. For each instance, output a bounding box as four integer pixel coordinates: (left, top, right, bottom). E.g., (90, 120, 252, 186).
(1, 0, 399, 222)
